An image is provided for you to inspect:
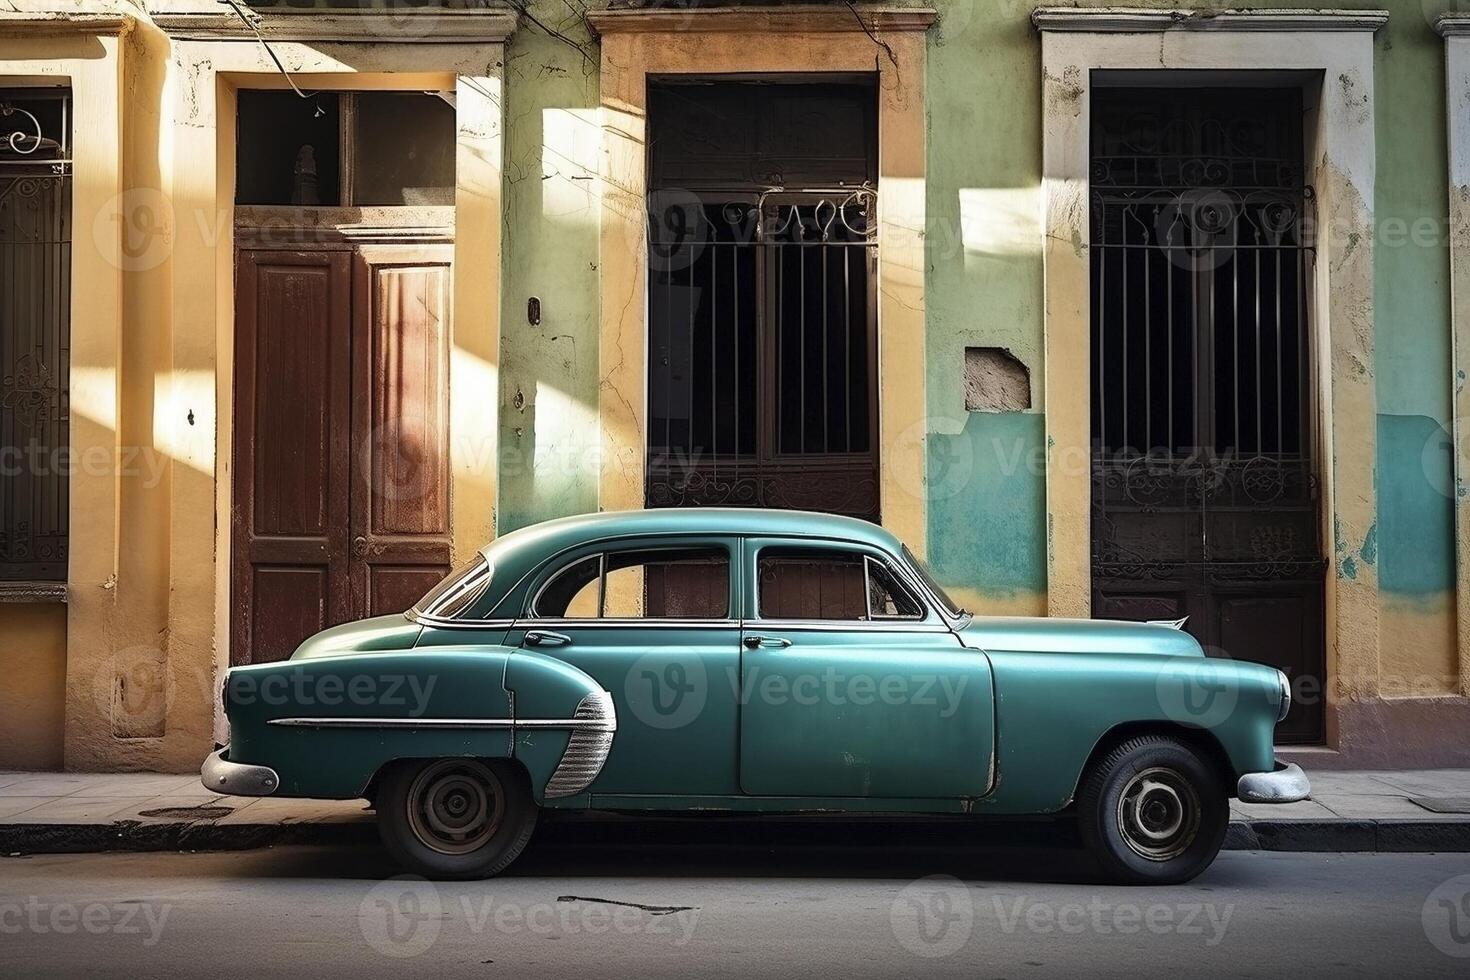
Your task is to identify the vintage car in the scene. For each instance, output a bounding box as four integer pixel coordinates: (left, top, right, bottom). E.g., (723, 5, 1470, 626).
(203, 508, 1308, 883)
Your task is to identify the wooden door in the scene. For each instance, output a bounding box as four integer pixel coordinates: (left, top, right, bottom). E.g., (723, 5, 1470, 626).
(350, 245, 454, 618)
(232, 250, 353, 666)
(232, 244, 454, 666)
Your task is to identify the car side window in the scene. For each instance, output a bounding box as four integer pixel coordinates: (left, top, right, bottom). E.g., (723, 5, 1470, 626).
(533, 548, 730, 620)
(757, 548, 924, 621)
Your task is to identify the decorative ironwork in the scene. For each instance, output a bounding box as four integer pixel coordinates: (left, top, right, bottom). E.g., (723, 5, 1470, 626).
(1089, 87, 1324, 743)
(3, 353, 53, 431)
(0, 89, 71, 584)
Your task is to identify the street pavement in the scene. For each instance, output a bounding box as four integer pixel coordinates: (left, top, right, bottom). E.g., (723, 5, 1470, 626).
(3, 833, 1470, 978)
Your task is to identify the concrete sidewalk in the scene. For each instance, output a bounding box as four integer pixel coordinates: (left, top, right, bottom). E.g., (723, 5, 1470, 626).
(1, 768, 1469, 855)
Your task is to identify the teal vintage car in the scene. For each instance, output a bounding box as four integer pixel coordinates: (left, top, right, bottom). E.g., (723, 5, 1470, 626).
(202, 508, 1307, 883)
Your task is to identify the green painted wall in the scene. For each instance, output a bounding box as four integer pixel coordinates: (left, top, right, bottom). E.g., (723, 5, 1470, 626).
(920, 0, 1456, 621)
(498, 7, 602, 533)
(497, 1, 1458, 642)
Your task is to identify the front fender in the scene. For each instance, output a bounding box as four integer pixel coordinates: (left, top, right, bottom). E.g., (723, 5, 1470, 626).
(977, 652, 1281, 814)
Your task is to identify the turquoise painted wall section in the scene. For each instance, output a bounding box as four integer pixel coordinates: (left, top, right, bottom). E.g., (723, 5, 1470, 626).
(498, 13, 602, 533)
(1377, 413, 1455, 595)
(927, 413, 1048, 604)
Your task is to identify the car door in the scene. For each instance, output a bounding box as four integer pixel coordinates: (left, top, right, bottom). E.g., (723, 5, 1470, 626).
(507, 537, 743, 796)
(738, 537, 995, 799)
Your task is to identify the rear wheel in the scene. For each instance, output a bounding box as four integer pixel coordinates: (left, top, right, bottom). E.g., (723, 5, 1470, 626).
(1077, 735, 1228, 885)
(376, 758, 537, 880)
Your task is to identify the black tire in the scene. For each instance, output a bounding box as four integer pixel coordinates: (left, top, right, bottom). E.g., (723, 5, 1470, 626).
(1076, 735, 1229, 885)
(376, 758, 538, 880)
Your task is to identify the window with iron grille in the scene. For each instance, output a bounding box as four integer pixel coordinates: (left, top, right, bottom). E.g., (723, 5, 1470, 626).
(645, 78, 880, 522)
(0, 89, 71, 588)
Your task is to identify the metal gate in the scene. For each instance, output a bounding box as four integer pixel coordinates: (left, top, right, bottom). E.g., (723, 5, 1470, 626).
(1089, 86, 1324, 742)
(645, 79, 881, 523)
(0, 89, 71, 587)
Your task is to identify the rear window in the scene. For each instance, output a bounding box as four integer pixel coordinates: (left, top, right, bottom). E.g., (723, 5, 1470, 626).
(413, 555, 492, 619)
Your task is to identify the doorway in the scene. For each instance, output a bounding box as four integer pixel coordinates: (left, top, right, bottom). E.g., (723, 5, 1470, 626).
(1088, 85, 1326, 742)
(230, 90, 456, 666)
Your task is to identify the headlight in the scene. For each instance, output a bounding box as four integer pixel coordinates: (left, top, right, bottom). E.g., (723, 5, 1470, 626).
(1276, 670, 1292, 722)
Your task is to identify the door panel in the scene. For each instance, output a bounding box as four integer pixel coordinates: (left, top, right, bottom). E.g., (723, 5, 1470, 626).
(737, 627, 993, 798)
(509, 623, 743, 796)
(232, 250, 352, 665)
(351, 245, 454, 612)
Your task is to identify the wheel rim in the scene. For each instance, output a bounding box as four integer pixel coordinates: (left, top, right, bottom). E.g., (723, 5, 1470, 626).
(1115, 766, 1201, 862)
(405, 760, 504, 856)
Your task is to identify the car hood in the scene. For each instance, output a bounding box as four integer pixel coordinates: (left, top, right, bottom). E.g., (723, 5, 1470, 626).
(290, 614, 424, 661)
(956, 616, 1205, 657)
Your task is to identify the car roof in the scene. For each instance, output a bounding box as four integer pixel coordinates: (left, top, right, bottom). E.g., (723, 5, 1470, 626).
(462, 509, 908, 621)
(481, 508, 902, 568)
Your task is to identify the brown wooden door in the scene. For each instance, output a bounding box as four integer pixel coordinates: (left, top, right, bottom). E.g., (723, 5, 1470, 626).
(232, 245, 453, 666)
(350, 245, 454, 618)
(232, 250, 354, 666)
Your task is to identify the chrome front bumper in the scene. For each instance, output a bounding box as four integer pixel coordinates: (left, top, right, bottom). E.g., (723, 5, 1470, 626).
(1237, 762, 1310, 804)
(201, 746, 279, 796)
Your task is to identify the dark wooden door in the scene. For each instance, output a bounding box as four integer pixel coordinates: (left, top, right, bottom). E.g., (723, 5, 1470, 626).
(350, 245, 454, 618)
(232, 245, 453, 666)
(232, 250, 354, 666)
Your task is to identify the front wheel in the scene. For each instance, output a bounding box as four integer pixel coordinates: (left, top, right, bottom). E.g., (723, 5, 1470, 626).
(1076, 735, 1229, 885)
(376, 758, 538, 879)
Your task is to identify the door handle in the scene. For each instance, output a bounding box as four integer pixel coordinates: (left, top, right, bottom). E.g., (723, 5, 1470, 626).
(352, 536, 368, 558)
(525, 630, 572, 648)
(743, 635, 792, 650)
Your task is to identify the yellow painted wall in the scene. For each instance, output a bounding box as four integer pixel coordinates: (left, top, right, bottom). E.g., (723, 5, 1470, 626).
(0, 606, 66, 770)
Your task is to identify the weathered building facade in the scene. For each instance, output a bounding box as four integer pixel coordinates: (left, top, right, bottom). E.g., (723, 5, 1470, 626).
(0, 0, 1464, 771)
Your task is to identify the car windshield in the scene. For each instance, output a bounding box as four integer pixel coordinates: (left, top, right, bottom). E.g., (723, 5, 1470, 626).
(412, 554, 491, 619)
(902, 545, 967, 618)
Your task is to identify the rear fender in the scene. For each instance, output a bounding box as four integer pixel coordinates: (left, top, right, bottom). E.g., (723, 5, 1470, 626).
(505, 650, 616, 804)
(225, 650, 515, 798)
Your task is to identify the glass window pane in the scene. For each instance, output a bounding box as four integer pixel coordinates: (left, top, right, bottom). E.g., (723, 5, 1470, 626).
(866, 559, 923, 620)
(414, 555, 487, 617)
(351, 92, 455, 206)
(236, 91, 341, 206)
(536, 556, 601, 618)
(758, 549, 866, 620)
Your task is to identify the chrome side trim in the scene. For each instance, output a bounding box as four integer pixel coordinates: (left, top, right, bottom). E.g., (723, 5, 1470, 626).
(1237, 762, 1311, 804)
(265, 716, 614, 730)
(201, 746, 279, 796)
(544, 690, 618, 799)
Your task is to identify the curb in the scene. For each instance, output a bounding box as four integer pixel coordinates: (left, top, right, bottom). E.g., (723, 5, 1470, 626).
(1223, 819, 1470, 852)
(3, 817, 1470, 857)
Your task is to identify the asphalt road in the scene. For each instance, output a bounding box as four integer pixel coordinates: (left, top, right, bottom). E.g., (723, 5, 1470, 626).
(3, 825, 1470, 979)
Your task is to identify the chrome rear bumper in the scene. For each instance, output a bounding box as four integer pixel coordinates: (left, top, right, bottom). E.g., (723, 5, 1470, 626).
(201, 746, 279, 796)
(1237, 762, 1310, 804)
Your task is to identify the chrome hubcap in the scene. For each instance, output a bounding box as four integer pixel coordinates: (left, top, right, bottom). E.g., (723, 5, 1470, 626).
(1116, 767, 1200, 862)
(406, 760, 504, 855)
